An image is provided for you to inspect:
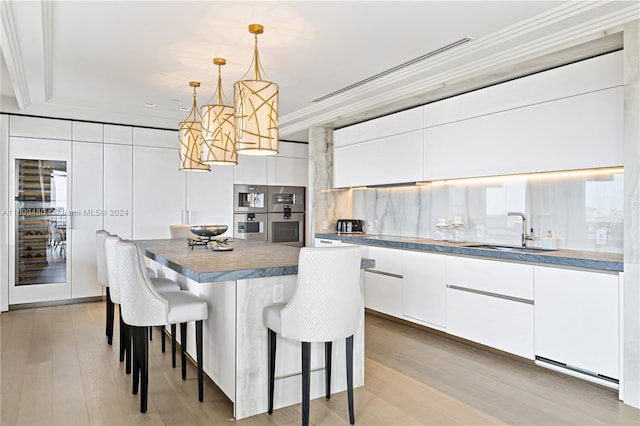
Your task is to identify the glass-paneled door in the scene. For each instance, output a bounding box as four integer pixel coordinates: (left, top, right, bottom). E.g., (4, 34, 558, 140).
(9, 138, 72, 305)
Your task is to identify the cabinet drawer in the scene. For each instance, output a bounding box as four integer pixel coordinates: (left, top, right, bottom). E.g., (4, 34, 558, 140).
(534, 266, 619, 379)
(365, 271, 402, 318)
(367, 246, 403, 276)
(446, 256, 533, 300)
(446, 287, 534, 359)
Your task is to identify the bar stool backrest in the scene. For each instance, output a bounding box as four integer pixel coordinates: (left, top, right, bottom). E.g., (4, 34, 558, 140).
(116, 240, 169, 327)
(104, 235, 122, 304)
(96, 230, 110, 288)
(280, 246, 363, 343)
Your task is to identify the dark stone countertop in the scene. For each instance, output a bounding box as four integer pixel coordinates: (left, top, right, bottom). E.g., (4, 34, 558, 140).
(315, 233, 623, 272)
(136, 238, 375, 283)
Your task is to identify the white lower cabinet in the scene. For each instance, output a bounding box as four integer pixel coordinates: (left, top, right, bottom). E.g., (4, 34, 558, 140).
(314, 238, 342, 247)
(364, 246, 404, 318)
(364, 271, 403, 319)
(445, 256, 534, 359)
(402, 250, 446, 328)
(446, 287, 534, 359)
(534, 266, 619, 379)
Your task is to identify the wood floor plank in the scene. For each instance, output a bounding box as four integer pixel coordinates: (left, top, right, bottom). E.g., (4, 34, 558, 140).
(1, 302, 638, 425)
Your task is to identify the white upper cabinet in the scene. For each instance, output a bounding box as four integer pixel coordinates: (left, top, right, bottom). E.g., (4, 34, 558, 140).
(133, 127, 177, 148)
(72, 122, 103, 143)
(234, 141, 308, 186)
(422, 51, 623, 128)
(104, 125, 132, 145)
(10, 116, 71, 140)
(334, 106, 423, 148)
(234, 155, 268, 185)
(423, 86, 623, 181)
(334, 130, 423, 188)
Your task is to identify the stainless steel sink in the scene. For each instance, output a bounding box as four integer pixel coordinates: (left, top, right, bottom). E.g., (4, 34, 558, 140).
(462, 244, 555, 253)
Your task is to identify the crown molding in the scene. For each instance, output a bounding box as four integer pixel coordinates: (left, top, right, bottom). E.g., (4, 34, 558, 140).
(0, 0, 30, 109)
(279, 2, 639, 137)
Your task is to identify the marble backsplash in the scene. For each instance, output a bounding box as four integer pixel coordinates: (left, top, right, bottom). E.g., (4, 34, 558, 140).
(345, 172, 624, 253)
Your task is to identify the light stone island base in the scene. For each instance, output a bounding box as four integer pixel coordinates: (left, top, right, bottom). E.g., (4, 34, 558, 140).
(150, 260, 365, 420)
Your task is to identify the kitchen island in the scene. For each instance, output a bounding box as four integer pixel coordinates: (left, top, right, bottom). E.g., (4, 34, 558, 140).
(136, 238, 374, 420)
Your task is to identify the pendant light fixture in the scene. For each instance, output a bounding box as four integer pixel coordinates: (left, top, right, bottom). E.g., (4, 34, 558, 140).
(234, 24, 279, 156)
(201, 58, 238, 165)
(178, 81, 211, 172)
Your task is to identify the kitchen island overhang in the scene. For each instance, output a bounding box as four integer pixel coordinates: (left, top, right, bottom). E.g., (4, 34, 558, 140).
(135, 238, 374, 420)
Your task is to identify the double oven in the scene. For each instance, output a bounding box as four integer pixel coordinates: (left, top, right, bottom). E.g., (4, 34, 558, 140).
(233, 184, 305, 247)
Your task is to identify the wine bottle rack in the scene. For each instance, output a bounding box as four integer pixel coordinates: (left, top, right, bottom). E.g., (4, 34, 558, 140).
(15, 159, 67, 286)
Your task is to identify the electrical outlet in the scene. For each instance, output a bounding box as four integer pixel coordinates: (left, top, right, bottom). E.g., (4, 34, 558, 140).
(476, 225, 485, 239)
(273, 284, 284, 303)
(322, 220, 328, 230)
(595, 229, 607, 246)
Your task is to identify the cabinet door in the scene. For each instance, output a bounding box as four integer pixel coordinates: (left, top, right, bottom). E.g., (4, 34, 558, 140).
(186, 165, 233, 236)
(334, 130, 423, 188)
(104, 144, 133, 239)
(534, 266, 618, 379)
(424, 87, 623, 181)
(234, 155, 267, 185)
(446, 287, 534, 359)
(402, 251, 446, 328)
(334, 106, 423, 148)
(70, 142, 103, 298)
(267, 157, 307, 187)
(132, 147, 186, 239)
(364, 271, 403, 318)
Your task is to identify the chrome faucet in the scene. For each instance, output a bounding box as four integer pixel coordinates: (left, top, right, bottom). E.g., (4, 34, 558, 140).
(508, 211, 534, 247)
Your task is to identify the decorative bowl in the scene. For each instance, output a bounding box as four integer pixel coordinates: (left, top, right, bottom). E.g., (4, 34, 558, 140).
(189, 225, 228, 238)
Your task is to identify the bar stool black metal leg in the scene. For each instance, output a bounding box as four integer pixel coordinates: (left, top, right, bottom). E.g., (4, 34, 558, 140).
(149, 326, 153, 341)
(346, 335, 354, 425)
(267, 329, 276, 414)
(161, 326, 166, 353)
(196, 320, 203, 402)
(106, 288, 114, 345)
(180, 322, 187, 380)
(132, 326, 140, 395)
(124, 322, 132, 375)
(302, 341, 311, 426)
(140, 327, 149, 413)
(119, 308, 125, 362)
(171, 324, 177, 368)
(325, 341, 332, 400)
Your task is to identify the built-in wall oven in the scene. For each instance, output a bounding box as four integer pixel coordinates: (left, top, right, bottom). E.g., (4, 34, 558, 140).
(267, 186, 305, 213)
(233, 212, 267, 241)
(267, 212, 305, 247)
(234, 184, 268, 213)
(233, 184, 305, 246)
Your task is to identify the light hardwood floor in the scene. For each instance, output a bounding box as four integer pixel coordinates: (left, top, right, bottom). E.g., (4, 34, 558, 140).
(1, 301, 638, 425)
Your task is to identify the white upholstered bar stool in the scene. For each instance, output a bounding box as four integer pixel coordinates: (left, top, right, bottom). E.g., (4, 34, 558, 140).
(116, 240, 208, 413)
(104, 234, 133, 372)
(96, 230, 115, 345)
(170, 224, 193, 239)
(263, 246, 363, 426)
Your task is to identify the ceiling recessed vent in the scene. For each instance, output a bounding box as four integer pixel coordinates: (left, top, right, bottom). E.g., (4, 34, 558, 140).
(312, 37, 472, 103)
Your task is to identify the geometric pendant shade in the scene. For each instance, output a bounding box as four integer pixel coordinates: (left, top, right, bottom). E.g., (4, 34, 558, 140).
(234, 24, 279, 156)
(201, 58, 238, 165)
(178, 81, 211, 172)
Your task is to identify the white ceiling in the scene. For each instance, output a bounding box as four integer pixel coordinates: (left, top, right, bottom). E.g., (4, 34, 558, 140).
(1, 1, 638, 141)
